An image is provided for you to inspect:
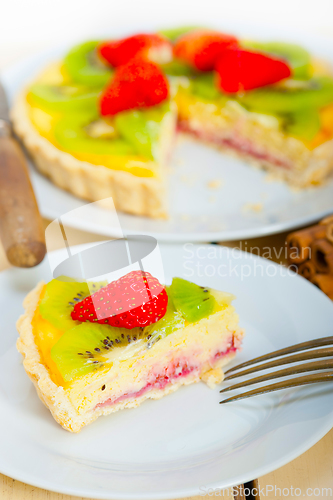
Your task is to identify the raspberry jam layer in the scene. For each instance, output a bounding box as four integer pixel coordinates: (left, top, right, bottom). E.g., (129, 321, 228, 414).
(96, 343, 237, 410)
(178, 120, 292, 170)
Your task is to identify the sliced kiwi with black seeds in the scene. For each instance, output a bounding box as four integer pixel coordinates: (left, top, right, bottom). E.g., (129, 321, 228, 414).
(145, 291, 185, 347)
(28, 83, 100, 112)
(284, 108, 321, 141)
(39, 278, 106, 332)
(238, 76, 333, 114)
(54, 111, 136, 155)
(51, 322, 151, 382)
(168, 277, 217, 323)
(190, 73, 226, 101)
(64, 41, 113, 87)
(49, 279, 233, 382)
(243, 41, 312, 79)
(84, 118, 117, 139)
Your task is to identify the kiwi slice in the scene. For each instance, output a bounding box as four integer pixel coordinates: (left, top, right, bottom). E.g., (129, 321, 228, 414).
(54, 111, 136, 155)
(28, 83, 100, 112)
(284, 108, 321, 141)
(190, 73, 226, 101)
(145, 292, 185, 346)
(114, 103, 170, 159)
(238, 76, 333, 114)
(243, 41, 311, 79)
(168, 277, 217, 323)
(64, 41, 113, 87)
(39, 278, 106, 331)
(160, 59, 198, 77)
(51, 322, 147, 382)
(50, 299, 186, 382)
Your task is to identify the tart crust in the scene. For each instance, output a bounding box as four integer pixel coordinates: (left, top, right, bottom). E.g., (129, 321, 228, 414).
(11, 91, 175, 219)
(17, 282, 244, 433)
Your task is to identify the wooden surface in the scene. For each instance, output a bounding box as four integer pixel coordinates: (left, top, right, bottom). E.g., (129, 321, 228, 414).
(0, 221, 332, 499)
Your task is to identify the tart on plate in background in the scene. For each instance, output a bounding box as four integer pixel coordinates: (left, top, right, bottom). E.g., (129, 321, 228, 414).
(11, 28, 333, 218)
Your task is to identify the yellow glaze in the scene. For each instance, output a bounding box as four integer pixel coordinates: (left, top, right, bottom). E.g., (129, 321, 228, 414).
(32, 286, 65, 386)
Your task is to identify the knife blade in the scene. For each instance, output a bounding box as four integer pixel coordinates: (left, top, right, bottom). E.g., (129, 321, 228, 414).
(0, 80, 46, 267)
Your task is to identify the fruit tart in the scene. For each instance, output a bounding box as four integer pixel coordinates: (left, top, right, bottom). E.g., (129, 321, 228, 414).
(16, 272, 244, 432)
(11, 29, 333, 219)
(165, 28, 333, 187)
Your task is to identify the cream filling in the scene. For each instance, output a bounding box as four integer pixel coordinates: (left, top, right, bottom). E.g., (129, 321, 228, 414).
(66, 305, 243, 415)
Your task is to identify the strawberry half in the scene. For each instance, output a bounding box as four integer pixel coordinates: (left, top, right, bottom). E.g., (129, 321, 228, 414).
(216, 47, 292, 93)
(99, 33, 172, 67)
(71, 271, 168, 329)
(173, 29, 238, 72)
(100, 58, 169, 116)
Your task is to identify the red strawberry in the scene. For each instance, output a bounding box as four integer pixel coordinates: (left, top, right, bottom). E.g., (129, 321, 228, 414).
(173, 30, 238, 72)
(100, 58, 169, 116)
(216, 47, 292, 93)
(71, 271, 168, 329)
(99, 33, 172, 67)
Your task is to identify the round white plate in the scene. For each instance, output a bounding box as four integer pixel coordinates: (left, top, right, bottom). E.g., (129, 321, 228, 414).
(2, 26, 333, 242)
(0, 243, 333, 499)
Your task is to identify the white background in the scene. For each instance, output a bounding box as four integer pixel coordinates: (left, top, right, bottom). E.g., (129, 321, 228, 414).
(0, 0, 333, 70)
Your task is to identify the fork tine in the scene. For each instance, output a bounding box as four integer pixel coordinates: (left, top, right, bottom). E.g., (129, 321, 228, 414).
(219, 371, 333, 404)
(224, 346, 333, 381)
(220, 359, 333, 393)
(225, 336, 333, 375)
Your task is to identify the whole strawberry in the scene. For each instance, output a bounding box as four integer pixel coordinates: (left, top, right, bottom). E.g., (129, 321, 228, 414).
(99, 33, 172, 67)
(71, 271, 168, 329)
(100, 58, 169, 116)
(173, 29, 238, 71)
(216, 47, 292, 93)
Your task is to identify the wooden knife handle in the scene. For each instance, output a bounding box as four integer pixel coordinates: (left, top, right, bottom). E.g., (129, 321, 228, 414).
(0, 133, 46, 267)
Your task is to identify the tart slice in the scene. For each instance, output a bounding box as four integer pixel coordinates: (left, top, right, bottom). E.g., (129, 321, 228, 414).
(16, 272, 244, 432)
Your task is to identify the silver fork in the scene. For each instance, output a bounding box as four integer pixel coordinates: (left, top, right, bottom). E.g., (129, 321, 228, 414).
(220, 336, 333, 404)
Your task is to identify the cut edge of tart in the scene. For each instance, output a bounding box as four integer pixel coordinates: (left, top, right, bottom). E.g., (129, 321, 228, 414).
(11, 84, 176, 219)
(16, 279, 244, 433)
(176, 90, 333, 188)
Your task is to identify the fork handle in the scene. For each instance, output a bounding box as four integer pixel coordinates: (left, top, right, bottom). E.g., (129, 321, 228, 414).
(233, 479, 260, 499)
(0, 128, 46, 267)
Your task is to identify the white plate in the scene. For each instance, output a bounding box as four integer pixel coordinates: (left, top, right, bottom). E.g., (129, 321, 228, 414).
(2, 26, 333, 242)
(0, 243, 332, 499)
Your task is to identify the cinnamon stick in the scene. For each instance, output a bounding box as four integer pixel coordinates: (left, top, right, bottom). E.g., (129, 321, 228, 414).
(326, 223, 333, 244)
(311, 238, 333, 274)
(320, 214, 333, 225)
(311, 274, 333, 296)
(298, 261, 317, 281)
(286, 225, 326, 265)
